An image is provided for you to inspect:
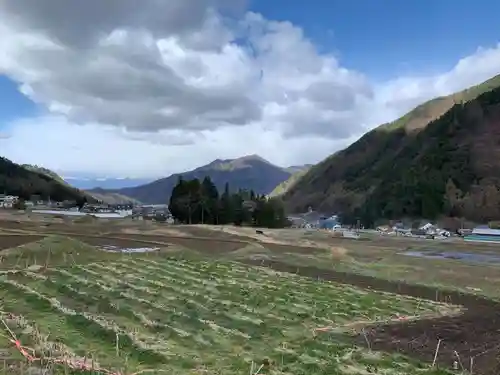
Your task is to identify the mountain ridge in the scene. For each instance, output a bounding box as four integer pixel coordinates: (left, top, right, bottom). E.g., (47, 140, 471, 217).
(21, 165, 135, 204)
(87, 188, 142, 204)
(280, 74, 500, 225)
(0, 159, 90, 203)
(64, 177, 154, 190)
(90, 156, 310, 204)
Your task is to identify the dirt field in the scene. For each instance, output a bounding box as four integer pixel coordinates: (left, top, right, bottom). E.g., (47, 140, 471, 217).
(0, 234, 44, 251)
(1, 213, 500, 374)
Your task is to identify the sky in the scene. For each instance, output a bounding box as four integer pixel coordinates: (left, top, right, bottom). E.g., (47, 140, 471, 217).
(1, 0, 500, 179)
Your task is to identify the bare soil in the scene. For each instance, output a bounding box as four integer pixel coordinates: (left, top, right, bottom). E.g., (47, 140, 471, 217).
(68, 235, 169, 250)
(0, 235, 44, 251)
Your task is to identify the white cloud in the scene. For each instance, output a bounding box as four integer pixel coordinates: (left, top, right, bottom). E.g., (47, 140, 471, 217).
(0, 1, 499, 177)
(1, 115, 345, 178)
(377, 44, 500, 113)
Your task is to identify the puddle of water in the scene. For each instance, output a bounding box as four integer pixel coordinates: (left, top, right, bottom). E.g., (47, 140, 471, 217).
(400, 251, 500, 264)
(100, 245, 160, 253)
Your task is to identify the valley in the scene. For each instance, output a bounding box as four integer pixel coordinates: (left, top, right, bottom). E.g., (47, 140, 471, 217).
(1, 212, 500, 374)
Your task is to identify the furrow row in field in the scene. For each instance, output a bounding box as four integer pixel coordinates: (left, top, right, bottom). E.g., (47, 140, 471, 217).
(103, 260, 338, 330)
(137, 257, 285, 285)
(85, 262, 271, 339)
(0, 252, 461, 375)
(119, 258, 365, 315)
(107, 261, 309, 326)
(132, 257, 282, 288)
(118, 258, 445, 322)
(121, 258, 281, 295)
(131, 257, 445, 313)
(0, 275, 173, 365)
(42, 273, 193, 345)
(99, 259, 448, 341)
(52, 266, 252, 346)
(61, 267, 356, 364)
(70, 264, 264, 343)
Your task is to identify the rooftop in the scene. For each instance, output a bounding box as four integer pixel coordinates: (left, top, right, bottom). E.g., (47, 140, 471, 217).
(472, 227, 500, 236)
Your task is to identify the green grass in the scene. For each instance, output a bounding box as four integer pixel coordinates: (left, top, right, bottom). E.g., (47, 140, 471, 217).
(0, 251, 457, 375)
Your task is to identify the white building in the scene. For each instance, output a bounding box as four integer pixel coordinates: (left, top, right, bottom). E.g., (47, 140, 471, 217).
(0, 194, 19, 208)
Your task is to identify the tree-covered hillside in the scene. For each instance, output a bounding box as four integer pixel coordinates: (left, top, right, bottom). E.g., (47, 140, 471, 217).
(1, 157, 88, 202)
(282, 75, 500, 226)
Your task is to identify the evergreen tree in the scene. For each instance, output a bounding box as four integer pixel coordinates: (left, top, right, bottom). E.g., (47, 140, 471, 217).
(218, 183, 233, 224)
(168, 177, 289, 228)
(169, 177, 188, 223)
(200, 176, 219, 224)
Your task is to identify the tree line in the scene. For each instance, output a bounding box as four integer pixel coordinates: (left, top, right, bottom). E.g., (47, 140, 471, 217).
(168, 176, 289, 228)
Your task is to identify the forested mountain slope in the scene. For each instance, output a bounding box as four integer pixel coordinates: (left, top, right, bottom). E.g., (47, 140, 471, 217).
(1, 158, 88, 202)
(282, 75, 500, 225)
(269, 168, 311, 198)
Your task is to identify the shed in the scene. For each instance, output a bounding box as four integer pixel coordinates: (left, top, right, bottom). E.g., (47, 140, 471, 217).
(319, 218, 340, 230)
(465, 226, 500, 243)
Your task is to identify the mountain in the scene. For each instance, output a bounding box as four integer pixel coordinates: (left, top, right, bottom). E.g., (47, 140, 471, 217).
(87, 188, 141, 204)
(269, 166, 312, 197)
(22, 164, 68, 185)
(284, 164, 313, 174)
(64, 177, 154, 190)
(280, 74, 500, 225)
(93, 155, 297, 204)
(21, 165, 136, 204)
(1, 159, 88, 202)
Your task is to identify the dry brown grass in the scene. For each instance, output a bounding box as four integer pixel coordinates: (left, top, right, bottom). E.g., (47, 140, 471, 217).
(228, 243, 272, 260)
(72, 215, 97, 224)
(330, 246, 348, 259)
(120, 227, 189, 237)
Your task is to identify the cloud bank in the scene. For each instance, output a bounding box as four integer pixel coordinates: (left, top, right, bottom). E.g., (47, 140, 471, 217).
(1, 0, 500, 177)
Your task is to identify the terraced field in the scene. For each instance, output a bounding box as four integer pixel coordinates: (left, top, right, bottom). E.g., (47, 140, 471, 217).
(0, 255, 457, 375)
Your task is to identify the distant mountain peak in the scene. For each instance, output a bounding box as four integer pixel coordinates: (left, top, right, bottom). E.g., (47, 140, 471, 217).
(92, 154, 293, 204)
(208, 154, 270, 164)
(237, 154, 270, 163)
(200, 154, 273, 172)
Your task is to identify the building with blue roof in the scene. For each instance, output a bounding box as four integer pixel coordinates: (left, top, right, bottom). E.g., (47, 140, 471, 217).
(464, 226, 500, 243)
(319, 217, 341, 230)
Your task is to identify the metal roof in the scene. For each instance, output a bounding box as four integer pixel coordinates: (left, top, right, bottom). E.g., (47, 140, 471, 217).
(31, 209, 131, 218)
(300, 211, 328, 222)
(472, 227, 500, 236)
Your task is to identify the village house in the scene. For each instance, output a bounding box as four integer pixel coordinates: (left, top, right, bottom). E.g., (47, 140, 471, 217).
(0, 194, 19, 208)
(132, 204, 173, 223)
(287, 208, 340, 230)
(81, 203, 113, 213)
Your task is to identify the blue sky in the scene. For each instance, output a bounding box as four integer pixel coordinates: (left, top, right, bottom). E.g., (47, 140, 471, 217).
(0, 0, 499, 178)
(250, 0, 500, 79)
(0, 76, 37, 126)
